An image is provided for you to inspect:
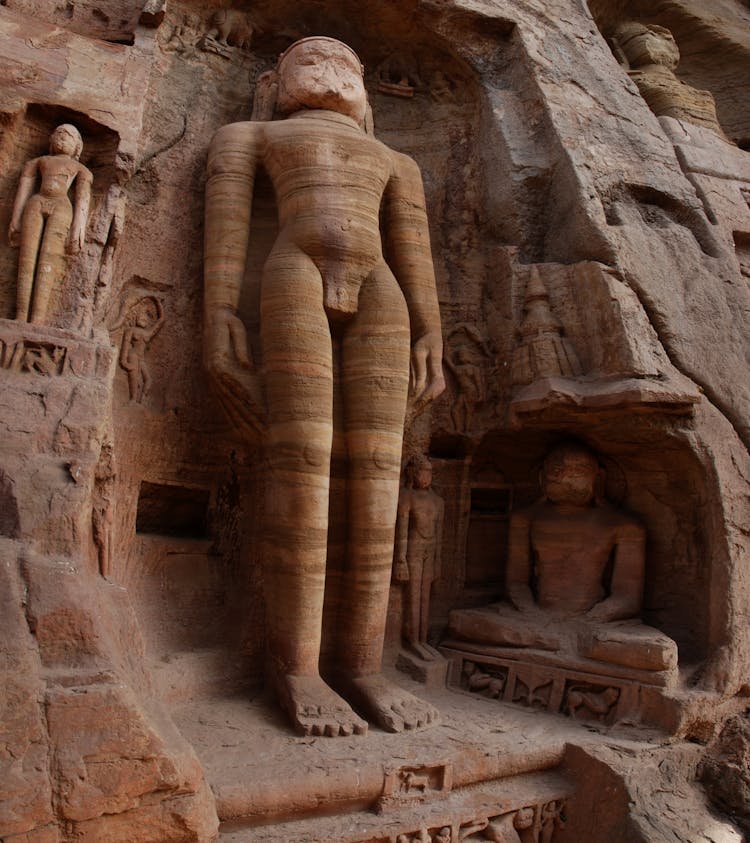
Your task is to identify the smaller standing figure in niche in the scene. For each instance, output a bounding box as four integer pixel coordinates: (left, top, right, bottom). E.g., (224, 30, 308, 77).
(92, 441, 116, 578)
(394, 456, 445, 661)
(443, 324, 491, 433)
(8, 124, 92, 324)
(113, 296, 165, 403)
(444, 344, 486, 431)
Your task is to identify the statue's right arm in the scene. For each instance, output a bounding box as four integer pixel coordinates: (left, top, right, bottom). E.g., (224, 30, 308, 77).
(204, 122, 259, 324)
(203, 123, 266, 435)
(506, 509, 535, 611)
(8, 158, 39, 246)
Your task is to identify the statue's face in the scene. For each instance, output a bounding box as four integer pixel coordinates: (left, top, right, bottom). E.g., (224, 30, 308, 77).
(277, 38, 367, 126)
(412, 463, 432, 490)
(624, 27, 679, 69)
(50, 125, 80, 158)
(542, 448, 598, 506)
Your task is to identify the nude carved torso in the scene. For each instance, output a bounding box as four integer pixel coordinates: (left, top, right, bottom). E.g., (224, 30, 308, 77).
(256, 114, 395, 316)
(529, 504, 637, 615)
(408, 491, 442, 543)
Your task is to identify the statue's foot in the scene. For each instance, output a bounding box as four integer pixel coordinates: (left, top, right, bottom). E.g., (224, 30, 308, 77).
(342, 673, 439, 732)
(277, 673, 368, 737)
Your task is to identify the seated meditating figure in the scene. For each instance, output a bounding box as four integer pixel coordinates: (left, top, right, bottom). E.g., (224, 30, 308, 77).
(448, 443, 677, 674)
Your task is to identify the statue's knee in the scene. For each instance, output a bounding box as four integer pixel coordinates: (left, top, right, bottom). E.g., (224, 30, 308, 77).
(267, 437, 330, 473)
(355, 443, 401, 476)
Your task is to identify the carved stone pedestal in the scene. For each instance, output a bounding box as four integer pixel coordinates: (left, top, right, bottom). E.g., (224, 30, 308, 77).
(440, 641, 680, 732)
(175, 675, 578, 843)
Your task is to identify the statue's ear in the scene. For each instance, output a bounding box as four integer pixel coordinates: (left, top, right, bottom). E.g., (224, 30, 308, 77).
(251, 70, 279, 121)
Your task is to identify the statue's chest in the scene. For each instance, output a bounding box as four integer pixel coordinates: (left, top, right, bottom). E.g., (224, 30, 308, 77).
(264, 129, 391, 187)
(530, 514, 613, 561)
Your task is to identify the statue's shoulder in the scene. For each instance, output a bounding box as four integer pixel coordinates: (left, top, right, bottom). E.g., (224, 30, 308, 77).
(387, 146, 421, 173)
(597, 501, 644, 534)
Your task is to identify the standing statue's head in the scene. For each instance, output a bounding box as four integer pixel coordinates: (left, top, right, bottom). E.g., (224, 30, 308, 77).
(541, 443, 602, 507)
(614, 22, 679, 70)
(405, 455, 432, 490)
(49, 124, 83, 159)
(275, 36, 368, 127)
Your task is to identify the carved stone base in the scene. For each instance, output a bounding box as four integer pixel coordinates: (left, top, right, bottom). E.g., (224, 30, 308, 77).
(174, 673, 579, 842)
(396, 649, 449, 689)
(0, 317, 111, 379)
(441, 643, 680, 731)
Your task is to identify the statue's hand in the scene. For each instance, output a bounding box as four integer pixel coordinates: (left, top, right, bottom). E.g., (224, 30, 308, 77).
(409, 331, 446, 417)
(68, 223, 85, 255)
(8, 221, 21, 248)
(585, 598, 633, 624)
(204, 306, 266, 437)
(393, 558, 409, 582)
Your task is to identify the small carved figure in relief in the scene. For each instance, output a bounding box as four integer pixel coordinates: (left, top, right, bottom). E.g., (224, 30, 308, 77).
(463, 661, 505, 698)
(163, 13, 201, 56)
(448, 443, 678, 674)
(444, 345, 486, 431)
(394, 457, 445, 662)
(200, 9, 254, 56)
(433, 828, 452, 842)
(376, 53, 422, 98)
(204, 37, 444, 738)
(612, 22, 725, 137)
(565, 685, 619, 720)
(112, 296, 164, 403)
(8, 124, 92, 324)
(399, 769, 430, 794)
(511, 267, 582, 387)
(539, 801, 565, 843)
(92, 441, 116, 578)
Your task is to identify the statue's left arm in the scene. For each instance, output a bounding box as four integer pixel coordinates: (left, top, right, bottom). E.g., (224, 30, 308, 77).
(587, 519, 645, 622)
(70, 164, 93, 253)
(8, 158, 39, 246)
(384, 151, 445, 414)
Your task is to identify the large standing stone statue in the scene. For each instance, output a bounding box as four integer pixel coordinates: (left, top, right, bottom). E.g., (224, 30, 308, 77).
(204, 37, 445, 736)
(448, 443, 678, 675)
(8, 124, 92, 324)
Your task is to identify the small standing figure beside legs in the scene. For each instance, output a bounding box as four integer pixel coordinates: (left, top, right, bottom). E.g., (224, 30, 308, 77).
(8, 124, 92, 324)
(394, 456, 445, 661)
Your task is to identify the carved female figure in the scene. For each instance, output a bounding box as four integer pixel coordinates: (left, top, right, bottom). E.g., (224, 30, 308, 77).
(8, 124, 92, 324)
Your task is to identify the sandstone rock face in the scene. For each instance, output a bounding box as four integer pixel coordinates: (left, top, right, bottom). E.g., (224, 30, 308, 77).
(1, 0, 749, 841)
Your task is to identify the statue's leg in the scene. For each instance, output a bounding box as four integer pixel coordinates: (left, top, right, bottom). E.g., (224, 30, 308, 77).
(16, 198, 44, 322)
(417, 557, 440, 660)
(261, 245, 366, 737)
(30, 201, 72, 324)
(336, 263, 439, 731)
